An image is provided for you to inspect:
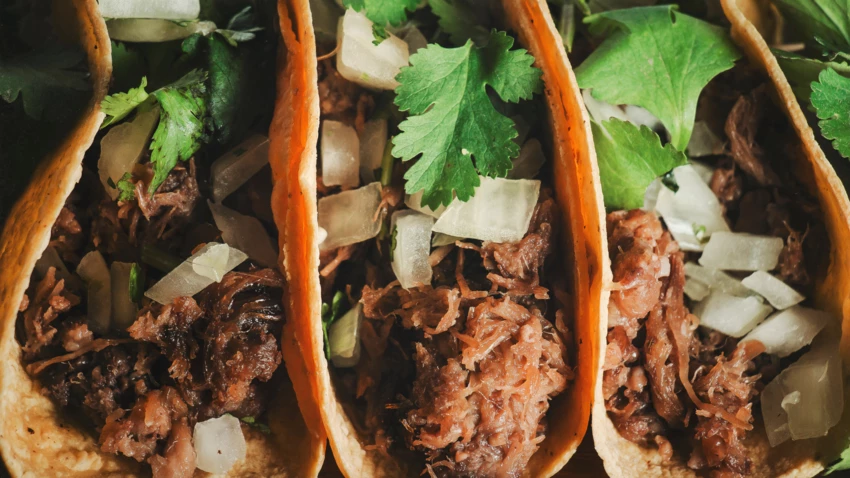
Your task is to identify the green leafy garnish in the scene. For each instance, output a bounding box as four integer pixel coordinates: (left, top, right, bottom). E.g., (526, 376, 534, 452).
(389, 226, 398, 261)
(773, 0, 850, 55)
(372, 24, 390, 46)
(774, 49, 850, 102)
(692, 223, 707, 243)
(128, 263, 144, 303)
(592, 118, 687, 209)
(827, 444, 850, 474)
(116, 172, 136, 202)
(322, 291, 348, 360)
(575, 5, 741, 150)
(393, 31, 542, 208)
(111, 42, 147, 93)
(811, 67, 850, 158)
(343, 0, 418, 26)
(206, 34, 244, 143)
(102, 77, 150, 129)
(240, 416, 272, 434)
(429, 0, 490, 46)
(0, 48, 91, 120)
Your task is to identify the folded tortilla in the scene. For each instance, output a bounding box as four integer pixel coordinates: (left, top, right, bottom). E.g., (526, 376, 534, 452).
(589, 1, 850, 476)
(0, 1, 325, 476)
(271, 0, 604, 475)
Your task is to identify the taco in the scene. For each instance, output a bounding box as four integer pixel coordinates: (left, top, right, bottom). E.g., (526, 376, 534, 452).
(0, 1, 325, 476)
(546, 1, 850, 476)
(271, 0, 603, 476)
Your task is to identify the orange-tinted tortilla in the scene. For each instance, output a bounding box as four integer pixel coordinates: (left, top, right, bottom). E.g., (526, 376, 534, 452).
(0, 1, 325, 476)
(273, 0, 604, 476)
(589, 1, 850, 476)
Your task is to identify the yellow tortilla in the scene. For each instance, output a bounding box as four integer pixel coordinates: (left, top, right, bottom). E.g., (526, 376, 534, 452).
(590, 1, 850, 476)
(0, 1, 325, 476)
(273, 0, 604, 476)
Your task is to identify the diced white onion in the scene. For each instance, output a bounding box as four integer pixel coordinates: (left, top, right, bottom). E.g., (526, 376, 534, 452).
(329, 304, 363, 368)
(509, 139, 546, 179)
(318, 182, 383, 251)
(77, 251, 112, 335)
(692, 291, 773, 337)
(582, 89, 628, 124)
(687, 121, 725, 157)
(337, 9, 409, 90)
(699, 232, 784, 271)
(623, 105, 662, 132)
(193, 415, 247, 474)
(391, 210, 434, 289)
(432, 177, 540, 243)
(317, 227, 328, 245)
(322, 120, 360, 188)
(145, 243, 248, 304)
(683, 278, 710, 301)
(654, 165, 730, 251)
(211, 135, 270, 203)
(741, 271, 805, 310)
(405, 190, 445, 218)
(399, 25, 427, 54)
(359, 119, 387, 183)
(742, 306, 832, 357)
(761, 337, 843, 446)
(110, 262, 138, 332)
(683, 263, 754, 298)
(208, 201, 278, 268)
(99, 106, 159, 199)
(106, 19, 215, 42)
(99, 0, 200, 20)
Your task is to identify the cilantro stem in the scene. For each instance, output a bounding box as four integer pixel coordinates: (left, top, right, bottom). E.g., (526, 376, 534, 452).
(380, 137, 395, 186)
(141, 245, 182, 273)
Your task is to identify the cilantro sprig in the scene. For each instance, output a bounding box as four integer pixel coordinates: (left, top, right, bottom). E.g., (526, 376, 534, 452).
(811, 68, 850, 158)
(343, 0, 418, 26)
(392, 30, 542, 209)
(0, 48, 91, 120)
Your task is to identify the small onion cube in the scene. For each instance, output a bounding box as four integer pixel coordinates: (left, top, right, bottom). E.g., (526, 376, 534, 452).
(99, 0, 200, 20)
(432, 177, 540, 243)
(337, 9, 409, 90)
(692, 290, 773, 337)
(106, 19, 215, 42)
(742, 306, 831, 357)
(322, 120, 360, 188)
(699, 232, 784, 271)
(359, 119, 387, 183)
(391, 210, 434, 289)
(318, 182, 383, 251)
(687, 121, 725, 158)
(509, 139, 546, 179)
(683, 278, 710, 301)
(654, 165, 730, 251)
(110, 262, 138, 332)
(405, 190, 445, 218)
(761, 338, 843, 446)
(211, 135, 270, 203)
(77, 251, 112, 335)
(741, 271, 805, 310)
(194, 415, 247, 474)
(99, 106, 159, 199)
(145, 243, 248, 304)
(329, 304, 363, 368)
(209, 201, 278, 268)
(683, 262, 754, 298)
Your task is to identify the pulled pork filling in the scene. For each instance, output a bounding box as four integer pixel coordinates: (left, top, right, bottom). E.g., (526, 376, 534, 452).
(603, 75, 825, 477)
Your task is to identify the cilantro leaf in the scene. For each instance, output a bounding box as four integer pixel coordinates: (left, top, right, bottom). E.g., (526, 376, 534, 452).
(322, 291, 348, 360)
(826, 444, 850, 474)
(342, 0, 418, 26)
(0, 48, 90, 120)
(774, 49, 850, 102)
(773, 0, 850, 54)
(116, 172, 136, 202)
(575, 5, 741, 150)
(102, 77, 150, 128)
(393, 31, 542, 208)
(373, 24, 390, 46)
(811, 67, 850, 158)
(429, 0, 490, 46)
(149, 70, 208, 192)
(207, 34, 244, 143)
(592, 118, 687, 209)
(111, 41, 147, 93)
(240, 416, 272, 434)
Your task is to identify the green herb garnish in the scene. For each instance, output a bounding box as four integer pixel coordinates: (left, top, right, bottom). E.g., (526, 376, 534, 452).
(372, 24, 390, 45)
(811, 67, 850, 158)
(0, 48, 90, 120)
(322, 291, 348, 360)
(343, 0, 418, 26)
(101, 77, 150, 129)
(240, 416, 272, 434)
(116, 172, 136, 202)
(128, 263, 144, 303)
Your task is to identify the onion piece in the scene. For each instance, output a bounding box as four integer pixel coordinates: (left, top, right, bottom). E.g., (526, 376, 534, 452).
(582, 89, 628, 123)
(699, 232, 784, 271)
(741, 271, 805, 310)
(106, 19, 215, 42)
(318, 182, 383, 251)
(329, 303, 363, 368)
(34, 246, 73, 283)
(432, 233, 461, 248)
(193, 414, 247, 474)
(145, 243, 248, 304)
(110, 262, 139, 331)
(211, 135, 270, 203)
(322, 120, 360, 188)
(761, 337, 843, 446)
(623, 105, 662, 132)
(405, 190, 445, 218)
(77, 251, 112, 335)
(683, 262, 754, 298)
(391, 210, 434, 289)
(508, 139, 546, 179)
(208, 201, 278, 268)
(683, 278, 710, 301)
(692, 290, 773, 337)
(99, 0, 200, 20)
(432, 177, 540, 243)
(337, 9, 409, 90)
(99, 106, 160, 199)
(687, 121, 725, 157)
(654, 165, 730, 251)
(643, 178, 661, 211)
(359, 119, 387, 183)
(742, 306, 832, 357)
